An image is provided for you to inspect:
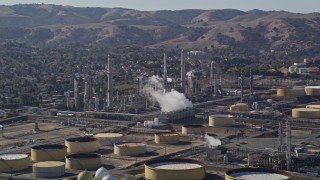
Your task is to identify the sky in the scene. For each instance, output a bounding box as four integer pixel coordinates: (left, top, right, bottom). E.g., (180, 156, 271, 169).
(1, 0, 320, 13)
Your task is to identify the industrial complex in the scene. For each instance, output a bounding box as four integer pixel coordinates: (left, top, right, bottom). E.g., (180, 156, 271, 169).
(1, 49, 320, 180)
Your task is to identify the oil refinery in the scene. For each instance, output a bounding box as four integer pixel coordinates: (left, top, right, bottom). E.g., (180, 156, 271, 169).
(1, 49, 320, 180)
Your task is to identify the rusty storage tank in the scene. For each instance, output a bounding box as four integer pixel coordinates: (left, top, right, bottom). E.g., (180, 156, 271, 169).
(145, 158, 206, 180)
(209, 115, 234, 127)
(66, 153, 101, 170)
(0, 154, 29, 172)
(65, 137, 100, 154)
(114, 142, 147, 156)
(33, 161, 65, 178)
(31, 144, 67, 162)
(94, 133, 123, 146)
(225, 168, 291, 180)
(182, 125, 205, 135)
(292, 108, 320, 119)
(154, 132, 179, 144)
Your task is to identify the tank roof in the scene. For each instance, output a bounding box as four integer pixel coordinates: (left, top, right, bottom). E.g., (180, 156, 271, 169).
(146, 159, 203, 170)
(66, 137, 97, 142)
(33, 161, 65, 167)
(182, 124, 204, 128)
(32, 144, 66, 150)
(305, 86, 320, 89)
(66, 153, 100, 159)
(226, 168, 291, 180)
(211, 114, 233, 118)
(155, 132, 179, 136)
(229, 172, 289, 180)
(293, 108, 320, 112)
(0, 154, 28, 160)
(94, 133, 123, 138)
(115, 142, 146, 147)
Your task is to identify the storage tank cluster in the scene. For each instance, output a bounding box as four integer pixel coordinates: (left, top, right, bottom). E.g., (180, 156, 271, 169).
(144, 158, 206, 180)
(229, 103, 249, 111)
(114, 142, 147, 156)
(209, 115, 234, 127)
(225, 168, 291, 180)
(154, 132, 179, 144)
(182, 125, 205, 135)
(292, 108, 320, 119)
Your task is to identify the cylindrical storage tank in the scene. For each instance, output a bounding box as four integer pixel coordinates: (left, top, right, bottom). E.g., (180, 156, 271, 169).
(306, 105, 320, 109)
(94, 133, 123, 146)
(229, 103, 248, 111)
(154, 133, 179, 144)
(33, 161, 65, 178)
(0, 154, 29, 172)
(277, 88, 290, 97)
(31, 144, 67, 162)
(209, 115, 234, 127)
(182, 125, 205, 135)
(66, 153, 101, 170)
(305, 86, 320, 96)
(292, 108, 320, 119)
(145, 158, 206, 180)
(65, 137, 100, 154)
(225, 168, 292, 180)
(114, 142, 147, 156)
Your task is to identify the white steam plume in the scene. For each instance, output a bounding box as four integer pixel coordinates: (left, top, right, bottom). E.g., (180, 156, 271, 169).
(205, 134, 221, 147)
(143, 75, 193, 112)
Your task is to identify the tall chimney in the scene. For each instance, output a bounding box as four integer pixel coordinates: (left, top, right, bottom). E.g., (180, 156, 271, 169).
(163, 53, 167, 83)
(210, 61, 214, 95)
(214, 74, 218, 97)
(240, 71, 244, 103)
(1, 126, 4, 138)
(279, 122, 283, 152)
(74, 78, 79, 111)
(250, 68, 253, 98)
(286, 121, 291, 171)
(107, 54, 113, 108)
(181, 49, 186, 92)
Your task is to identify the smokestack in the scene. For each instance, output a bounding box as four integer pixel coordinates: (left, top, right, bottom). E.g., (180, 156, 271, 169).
(210, 61, 214, 96)
(163, 53, 167, 83)
(279, 123, 283, 152)
(107, 54, 113, 108)
(181, 49, 186, 92)
(240, 71, 244, 102)
(286, 121, 291, 171)
(84, 80, 89, 111)
(250, 68, 253, 98)
(214, 74, 218, 97)
(74, 78, 79, 111)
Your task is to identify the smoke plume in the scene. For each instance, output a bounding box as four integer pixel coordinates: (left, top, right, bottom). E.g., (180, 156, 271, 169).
(205, 134, 221, 147)
(143, 76, 193, 112)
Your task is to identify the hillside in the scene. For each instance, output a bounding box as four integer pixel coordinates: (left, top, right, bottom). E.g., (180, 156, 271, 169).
(0, 4, 320, 57)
